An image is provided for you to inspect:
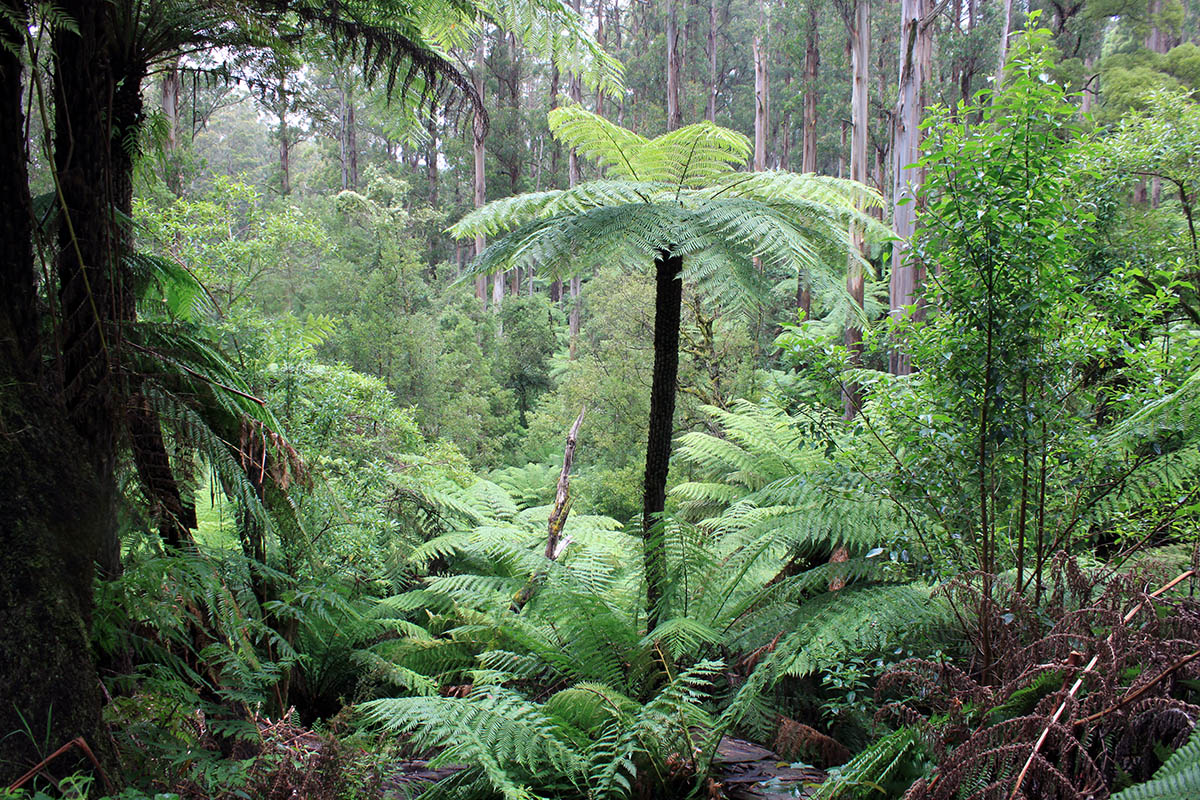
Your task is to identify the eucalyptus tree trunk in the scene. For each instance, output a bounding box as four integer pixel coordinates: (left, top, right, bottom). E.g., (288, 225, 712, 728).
(753, 0, 769, 172)
(844, 0, 869, 419)
(802, 2, 819, 175)
(548, 64, 563, 302)
(568, 3, 583, 356)
(889, 0, 932, 375)
(996, 0, 1013, 87)
(346, 95, 358, 191)
(707, 0, 718, 121)
(666, 0, 682, 131)
(642, 252, 684, 633)
(162, 57, 182, 195)
(473, 30, 488, 306)
(595, 0, 607, 117)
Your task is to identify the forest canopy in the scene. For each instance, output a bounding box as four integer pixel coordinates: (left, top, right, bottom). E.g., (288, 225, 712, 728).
(0, 1, 1198, 799)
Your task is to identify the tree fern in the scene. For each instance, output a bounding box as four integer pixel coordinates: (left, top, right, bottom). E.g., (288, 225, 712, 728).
(1109, 722, 1200, 800)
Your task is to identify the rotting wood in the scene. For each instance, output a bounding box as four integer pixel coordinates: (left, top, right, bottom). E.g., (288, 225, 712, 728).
(511, 406, 586, 611)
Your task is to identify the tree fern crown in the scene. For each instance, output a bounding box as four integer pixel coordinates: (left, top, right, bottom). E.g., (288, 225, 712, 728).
(449, 107, 885, 292)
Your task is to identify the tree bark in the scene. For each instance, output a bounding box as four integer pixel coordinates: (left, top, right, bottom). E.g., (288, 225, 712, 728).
(474, 29, 488, 306)
(642, 252, 684, 633)
(753, 0, 769, 172)
(1, 1, 113, 779)
(162, 57, 182, 195)
(568, 19, 583, 355)
(707, 0, 719, 121)
(129, 393, 196, 547)
(843, 0, 869, 419)
(996, 0, 1013, 88)
(666, 0, 683, 131)
(802, 4, 820, 174)
(889, 0, 932, 375)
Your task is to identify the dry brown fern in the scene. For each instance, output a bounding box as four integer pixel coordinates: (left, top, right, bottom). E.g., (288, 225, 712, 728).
(877, 559, 1200, 799)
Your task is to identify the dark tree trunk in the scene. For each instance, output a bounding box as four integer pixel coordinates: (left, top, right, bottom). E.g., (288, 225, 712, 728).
(0, 377, 111, 784)
(0, 0, 36, 373)
(56, 0, 145, 579)
(1, 0, 113, 780)
(642, 252, 683, 633)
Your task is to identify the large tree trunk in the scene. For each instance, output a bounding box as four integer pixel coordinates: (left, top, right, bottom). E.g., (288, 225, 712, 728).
(996, 0, 1013, 87)
(1, 0, 113, 780)
(844, 0, 869, 419)
(0, 377, 111, 784)
(802, 2, 819, 174)
(474, 30, 488, 306)
(707, 0, 718, 121)
(889, 0, 932, 375)
(595, 0, 607, 116)
(568, 9, 583, 356)
(642, 252, 684, 633)
(162, 57, 182, 195)
(666, 0, 682, 131)
(753, 0, 769, 172)
(800, 2, 819, 317)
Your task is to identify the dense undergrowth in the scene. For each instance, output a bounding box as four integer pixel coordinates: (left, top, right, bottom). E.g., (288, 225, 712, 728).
(4, 18, 1200, 800)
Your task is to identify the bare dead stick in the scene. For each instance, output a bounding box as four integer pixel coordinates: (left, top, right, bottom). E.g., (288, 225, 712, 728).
(1075, 647, 1200, 728)
(1006, 568, 1197, 800)
(7, 736, 115, 795)
(545, 405, 586, 559)
(511, 405, 586, 611)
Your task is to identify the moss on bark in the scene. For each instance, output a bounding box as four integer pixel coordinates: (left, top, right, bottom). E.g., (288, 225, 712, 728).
(0, 375, 110, 784)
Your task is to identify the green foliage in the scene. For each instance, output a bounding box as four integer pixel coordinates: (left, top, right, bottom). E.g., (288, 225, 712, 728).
(1111, 723, 1200, 800)
(811, 727, 931, 800)
(450, 106, 882, 323)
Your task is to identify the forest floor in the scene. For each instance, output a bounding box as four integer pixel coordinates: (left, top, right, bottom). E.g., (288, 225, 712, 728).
(376, 736, 827, 799)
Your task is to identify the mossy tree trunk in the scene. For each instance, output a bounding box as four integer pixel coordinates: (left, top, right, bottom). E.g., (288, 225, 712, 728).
(0, 0, 130, 780)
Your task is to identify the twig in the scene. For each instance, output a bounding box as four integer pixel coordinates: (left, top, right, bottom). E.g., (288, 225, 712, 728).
(1075, 648, 1200, 728)
(6, 737, 115, 795)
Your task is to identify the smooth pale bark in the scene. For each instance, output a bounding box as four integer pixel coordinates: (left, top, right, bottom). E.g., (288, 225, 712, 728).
(568, 6, 583, 355)
(473, 30, 488, 305)
(595, 0, 607, 117)
(707, 0, 718, 121)
(844, 0, 869, 419)
(548, 64, 563, 302)
(643, 252, 684, 632)
(346, 97, 358, 190)
(889, 0, 932, 375)
(996, 0, 1013, 88)
(666, 0, 682, 131)
(753, 0, 769, 172)
(162, 58, 182, 195)
(799, 4, 818, 317)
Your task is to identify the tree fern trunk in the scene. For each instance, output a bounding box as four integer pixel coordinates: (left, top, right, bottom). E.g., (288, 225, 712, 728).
(643, 252, 683, 632)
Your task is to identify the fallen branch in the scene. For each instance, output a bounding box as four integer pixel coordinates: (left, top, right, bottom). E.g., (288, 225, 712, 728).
(7, 737, 115, 796)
